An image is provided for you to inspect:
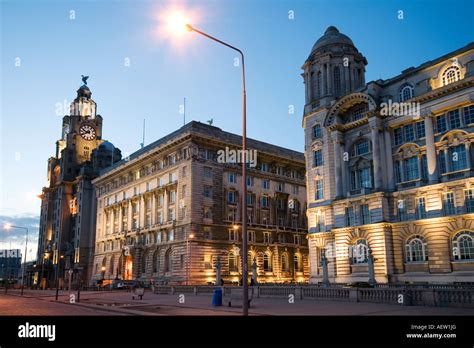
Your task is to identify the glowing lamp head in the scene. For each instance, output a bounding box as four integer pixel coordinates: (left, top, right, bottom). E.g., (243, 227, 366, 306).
(165, 11, 191, 36)
(189, 233, 195, 239)
(233, 225, 239, 230)
(101, 266, 106, 272)
(4, 223, 12, 230)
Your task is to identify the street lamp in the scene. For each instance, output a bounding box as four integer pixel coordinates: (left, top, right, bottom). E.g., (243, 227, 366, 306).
(101, 266, 106, 282)
(183, 23, 248, 315)
(4, 224, 28, 296)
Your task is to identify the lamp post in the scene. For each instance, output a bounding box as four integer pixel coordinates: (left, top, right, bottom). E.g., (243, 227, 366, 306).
(186, 233, 195, 285)
(4, 224, 28, 296)
(185, 23, 248, 316)
(101, 266, 106, 282)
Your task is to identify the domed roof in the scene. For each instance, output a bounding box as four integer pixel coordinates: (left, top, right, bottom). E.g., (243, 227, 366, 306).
(76, 84, 92, 99)
(99, 141, 114, 151)
(310, 26, 354, 53)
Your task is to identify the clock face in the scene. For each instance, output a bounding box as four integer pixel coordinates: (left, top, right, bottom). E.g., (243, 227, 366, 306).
(79, 124, 96, 141)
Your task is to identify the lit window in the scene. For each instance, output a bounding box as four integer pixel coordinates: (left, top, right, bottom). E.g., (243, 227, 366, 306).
(351, 239, 368, 264)
(345, 207, 355, 226)
(360, 204, 370, 225)
(405, 235, 428, 262)
(415, 197, 427, 219)
(443, 192, 456, 216)
(452, 231, 474, 260)
(442, 66, 461, 86)
(465, 189, 474, 213)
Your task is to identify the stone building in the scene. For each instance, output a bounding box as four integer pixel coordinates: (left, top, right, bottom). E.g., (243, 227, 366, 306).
(302, 26, 474, 284)
(91, 121, 308, 285)
(37, 81, 121, 288)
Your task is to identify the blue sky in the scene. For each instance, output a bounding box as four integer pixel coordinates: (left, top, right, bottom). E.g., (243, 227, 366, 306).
(1, 0, 473, 260)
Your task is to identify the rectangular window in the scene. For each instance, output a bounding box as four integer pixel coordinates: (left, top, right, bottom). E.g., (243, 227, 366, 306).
(415, 121, 425, 139)
(465, 189, 474, 213)
(315, 179, 324, 200)
(464, 105, 474, 125)
(415, 197, 427, 219)
(448, 109, 461, 129)
(169, 190, 176, 203)
(203, 185, 212, 198)
(438, 152, 447, 174)
(277, 182, 285, 192)
(262, 179, 270, 190)
(261, 163, 268, 172)
(246, 195, 253, 206)
(394, 128, 403, 146)
(263, 232, 271, 243)
(315, 212, 325, 232)
(360, 167, 372, 188)
(313, 124, 322, 139)
(443, 192, 456, 216)
(168, 208, 175, 221)
(182, 166, 187, 177)
(248, 231, 255, 242)
(227, 208, 237, 222)
(436, 115, 447, 133)
(261, 196, 269, 208)
(449, 145, 468, 171)
(293, 235, 301, 245)
(313, 150, 323, 167)
(228, 172, 237, 183)
(246, 176, 254, 187)
(228, 191, 236, 204)
(181, 185, 187, 198)
(345, 207, 354, 226)
(404, 124, 415, 142)
(403, 157, 419, 181)
(397, 200, 407, 221)
(360, 204, 370, 225)
(421, 155, 428, 180)
(204, 167, 212, 178)
(276, 166, 283, 175)
(229, 229, 239, 241)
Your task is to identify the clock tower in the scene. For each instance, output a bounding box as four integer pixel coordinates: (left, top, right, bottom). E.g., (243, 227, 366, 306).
(37, 78, 121, 289)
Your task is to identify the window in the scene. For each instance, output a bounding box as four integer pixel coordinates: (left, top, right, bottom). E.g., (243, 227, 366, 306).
(394, 128, 403, 146)
(169, 172, 177, 182)
(415, 197, 427, 219)
(181, 185, 187, 198)
(229, 229, 239, 242)
(292, 185, 299, 194)
(436, 115, 447, 133)
(449, 145, 468, 171)
(168, 208, 175, 221)
(448, 109, 461, 129)
(421, 155, 428, 180)
(404, 124, 415, 142)
(246, 194, 254, 206)
(294, 235, 301, 245)
(399, 84, 414, 101)
(313, 150, 323, 167)
(333, 66, 341, 96)
(276, 166, 284, 175)
(246, 176, 254, 187)
(438, 152, 447, 174)
(169, 190, 176, 203)
(262, 179, 270, 190)
(313, 124, 322, 139)
(277, 182, 285, 192)
(261, 195, 269, 208)
(398, 199, 407, 221)
(315, 179, 324, 200)
(315, 211, 325, 232)
(443, 192, 456, 215)
(464, 105, 474, 125)
(281, 254, 289, 272)
(227, 208, 237, 222)
(263, 254, 271, 271)
(351, 239, 368, 264)
(182, 166, 187, 177)
(248, 231, 255, 242)
(204, 207, 212, 219)
(228, 252, 238, 272)
(203, 185, 212, 198)
(228, 172, 237, 184)
(406, 235, 428, 262)
(465, 189, 474, 213)
(261, 163, 269, 172)
(351, 139, 370, 156)
(351, 167, 372, 189)
(403, 157, 419, 181)
(442, 66, 461, 86)
(228, 191, 237, 204)
(294, 254, 302, 272)
(360, 204, 370, 225)
(452, 231, 474, 260)
(415, 121, 425, 139)
(395, 161, 402, 183)
(345, 207, 355, 226)
(263, 232, 271, 244)
(165, 249, 172, 272)
(204, 167, 212, 178)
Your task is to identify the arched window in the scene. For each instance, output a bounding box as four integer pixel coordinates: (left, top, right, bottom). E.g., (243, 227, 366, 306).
(333, 66, 341, 96)
(351, 139, 371, 157)
(351, 239, 369, 264)
(453, 231, 474, 260)
(228, 252, 237, 272)
(153, 249, 160, 273)
(294, 254, 302, 272)
(281, 253, 289, 272)
(109, 254, 115, 275)
(263, 253, 272, 272)
(442, 66, 461, 86)
(405, 235, 428, 262)
(399, 84, 414, 101)
(165, 249, 172, 272)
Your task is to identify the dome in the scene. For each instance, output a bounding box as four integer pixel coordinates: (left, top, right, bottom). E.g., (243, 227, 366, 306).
(308, 26, 355, 57)
(99, 141, 114, 151)
(76, 84, 92, 99)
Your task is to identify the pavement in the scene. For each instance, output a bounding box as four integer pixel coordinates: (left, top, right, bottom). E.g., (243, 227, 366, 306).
(1, 289, 474, 316)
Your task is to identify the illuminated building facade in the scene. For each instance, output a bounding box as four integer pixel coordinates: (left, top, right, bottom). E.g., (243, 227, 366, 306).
(37, 82, 121, 288)
(92, 121, 308, 285)
(303, 26, 474, 283)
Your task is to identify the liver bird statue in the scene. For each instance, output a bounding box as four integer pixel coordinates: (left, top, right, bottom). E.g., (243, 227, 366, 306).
(81, 75, 89, 85)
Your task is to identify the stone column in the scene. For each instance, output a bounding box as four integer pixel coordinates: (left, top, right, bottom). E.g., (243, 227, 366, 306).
(384, 129, 395, 190)
(370, 118, 382, 190)
(344, 64, 350, 93)
(350, 68, 355, 92)
(443, 148, 450, 173)
(465, 142, 471, 169)
(332, 130, 343, 198)
(110, 209, 115, 235)
(118, 205, 123, 233)
(424, 113, 438, 183)
(151, 193, 156, 225)
(322, 64, 327, 96)
(127, 200, 132, 230)
(326, 63, 332, 96)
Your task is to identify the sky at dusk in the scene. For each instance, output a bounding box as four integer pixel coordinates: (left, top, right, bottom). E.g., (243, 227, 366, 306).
(1, 0, 473, 260)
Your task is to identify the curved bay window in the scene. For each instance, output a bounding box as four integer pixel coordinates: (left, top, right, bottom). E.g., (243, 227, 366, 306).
(351, 239, 369, 264)
(343, 103, 369, 124)
(452, 231, 474, 261)
(405, 235, 428, 262)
